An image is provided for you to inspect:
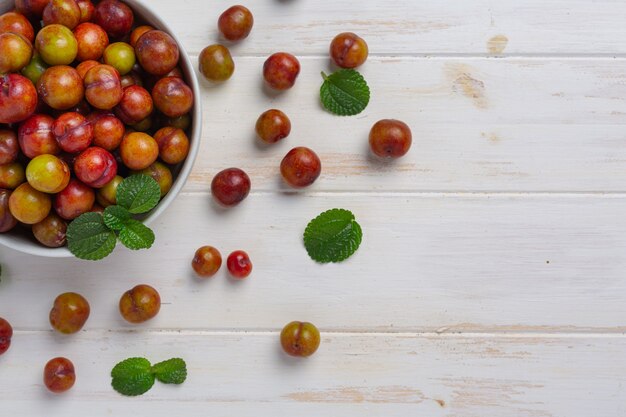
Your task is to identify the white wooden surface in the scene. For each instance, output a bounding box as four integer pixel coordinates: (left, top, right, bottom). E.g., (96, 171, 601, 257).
(2, 0, 626, 415)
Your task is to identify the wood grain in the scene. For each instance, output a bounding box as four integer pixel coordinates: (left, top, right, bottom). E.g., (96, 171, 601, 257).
(2, 193, 626, 331)
(1, 331, 624, 417)
(149, 0, 626, 56)
(187, 56, 626, 192)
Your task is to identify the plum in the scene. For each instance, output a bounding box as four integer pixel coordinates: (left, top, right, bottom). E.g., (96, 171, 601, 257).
(54, 178, 95, 219)
(43, 0, 81, 30)
(83, 64, 123, 110)
(0, 11, 35, 42)
(153, 127, 189, 164)
(18, 114, 60, 158)
(198, 44, 234, 83)
(280, 147, 321, 188)
(0, 162, 26, 189)
(0, 32, 33, 74)
(76, 59, 99, 79)
(74, 146, 118, 188)
(263, 53, 300, 91)
(134, 161, 172, 197)
(129, 25, 153, 48)
(88, 111, 124, 150)
(119, 132, 158, 170)
(114, 85, 153, 125)
(21, 52, 49, 84)
(35, 24, 78, 66)
(73, 22, 109, 62)
(0, 74, 38, 124)
(93, 0, 134, 39)
(76, 0, 95, 23)
(0, 129, 19, 165)
(95, 174, 122, 207)
(33, 212, 67, 247)
(8, 182, 51, 224)
(255, 109, 291, 144)
(152, 77, 193, 117)
(53, 112, 93, 153)
(37, 65, 84, 110)
(0, 189, 17, 233)
(135, 30, 179, 76)
(103, 42, 135, 75)
(15, 0, 49, 18)
(330, 32, 368, 69)
(218, 5, 253, 41)
(26, 154, 71, 193)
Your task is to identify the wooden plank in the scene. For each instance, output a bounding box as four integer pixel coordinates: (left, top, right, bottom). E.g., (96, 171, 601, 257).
(186, 56, 626, 192)
(1, 331, 624, 416)
(148, 0, 626, 56)
(2, 193, 626, 332)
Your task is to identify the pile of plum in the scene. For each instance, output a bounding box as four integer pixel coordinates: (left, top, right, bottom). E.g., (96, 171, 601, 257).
(0, 0, 193, 248)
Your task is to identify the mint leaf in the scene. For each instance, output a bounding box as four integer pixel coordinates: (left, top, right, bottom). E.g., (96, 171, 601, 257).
(118, 219, 155, 250)
(103, 205, 131, 231)
(67, 213, 117, 261)
(320, 69, 370, 116)
(111, 357, 155, 397)
(116, 175, 161, 214)
(152, 358, 187, 384)
(303, 208, 363, 263)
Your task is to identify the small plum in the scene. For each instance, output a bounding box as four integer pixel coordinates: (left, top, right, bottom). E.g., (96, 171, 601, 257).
(44, 357, 75, 393)
(95, 174, 122, 207)
(8, 182, 51, 224)
(0, 189, 17, 232)
(211, 168, 250, 207)
(114, 85, 153, 125)
(0, 129, 19, 165)
(54, 179, 95, 219)
(119, 132, 158, 170)
(21, 52, 49, 84)
(255, 109, 291, 143)
(53, 112, 93, 153)
(330, 32, 369, 69)
(130, 116, 153, 132)
(93, 0, 134, 39)
(129, 25, 153, 48)
(119, 284, 161, 324)
(218, 5, 254, 41)
(15, 0, 49, 18)
(43, 0, 81, 30)
(103, 42, 135, 75)
(35, 24, 78, 66)
(18, 114, 60, 158)
(198, 44, 234, 83)
(227, 250, 252, 279)
(263, 52, 300, 91)
(73, 22, 109, 62)
(280, 147, 321, 188)
(0, 11, 35, 42)
(76, 0, 95, 23)
(134, 161, 172, 197)
(135, 30, 179, 76)
(192, 246, 222, 277)
(0, 32, 33, 74)
(120, 71, 143, 88)
(0, 317, 13, 354)
(74, 146, 118, 188)
(84, 64, 123, 110)
(33, 212, 67, 247)
(76, 59, 99, 79)
(368, 119, 412, 159)
(0, 74, 38, 124)
(280, 321, 321, 357)
(161, 114, 191, 131)
(152, 77, 193, 118)
(0, 162, 26, 189)
(153, 127, 189, 164)
(26, 154, 71, 193)
(37, 66, 84, 110)
(88, 111, 124, 150)
(49, 292, 90, 334)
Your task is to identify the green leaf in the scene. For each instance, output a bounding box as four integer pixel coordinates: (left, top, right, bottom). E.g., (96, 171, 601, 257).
(116, 175, 161, 214)
(67, 213, 117, 261)
(320, 69, 370, 116)
(118, 219, 155, 250)
(303, 208, 363, 263)
(103, 205, 131, 231)
(151, 358, 187, 384)
(111, 357, 155, 397)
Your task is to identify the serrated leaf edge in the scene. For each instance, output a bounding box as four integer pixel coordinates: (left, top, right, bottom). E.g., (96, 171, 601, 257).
(303, 208, 363, 263)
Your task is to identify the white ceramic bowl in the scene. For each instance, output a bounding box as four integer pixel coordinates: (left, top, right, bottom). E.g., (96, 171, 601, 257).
(0, 0, 202, 257)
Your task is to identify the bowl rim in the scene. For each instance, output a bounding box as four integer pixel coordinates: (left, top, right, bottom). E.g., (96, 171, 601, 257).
(0, 0, 202, 258)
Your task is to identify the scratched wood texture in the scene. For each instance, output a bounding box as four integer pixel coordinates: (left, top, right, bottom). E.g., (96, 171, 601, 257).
(1, 0, 626, 416)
